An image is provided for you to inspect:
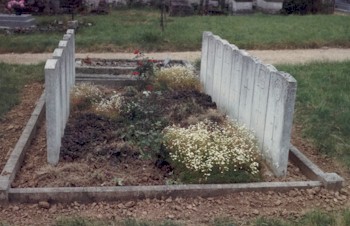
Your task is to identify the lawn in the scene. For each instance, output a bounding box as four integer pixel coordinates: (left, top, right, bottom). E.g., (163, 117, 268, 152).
(1, 8, 350, 53)
(277, 61, 350, 168)
(0, 63, 44, 118)
(47, 209, 350, 226)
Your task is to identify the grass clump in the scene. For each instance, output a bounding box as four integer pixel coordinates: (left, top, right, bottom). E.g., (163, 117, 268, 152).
(164, 119, 261, 183)
(155, 65, 201, 92)
(277, 61, 350, 168)
(54, 217, 108, 226)
(0, 63, 43, 118)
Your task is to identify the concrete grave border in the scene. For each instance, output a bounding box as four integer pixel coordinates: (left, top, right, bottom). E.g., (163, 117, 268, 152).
(0, 78, 344, 204)
(0, 30, 344, 204)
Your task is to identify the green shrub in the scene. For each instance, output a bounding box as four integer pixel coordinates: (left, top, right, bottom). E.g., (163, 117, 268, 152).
(282, 0, 334, 15)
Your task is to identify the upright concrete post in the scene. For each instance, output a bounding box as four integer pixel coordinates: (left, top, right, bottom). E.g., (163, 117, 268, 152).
(66, 29, 76, 84)
(45, 59, 61, 165)
(200, 32, 212, 87)
(238, 56, 260, 127)
(58, 40, 70, 124)
(205, 34, 216, 96)
(52, 48, 66, 136)
(63, 34, 73, 89)
(212, 38, 225, 105)
(263, 71, 297, 176)
(228, 49, 248, 120)
(219, 42, 234, 113)
(250, 64, 276, 150)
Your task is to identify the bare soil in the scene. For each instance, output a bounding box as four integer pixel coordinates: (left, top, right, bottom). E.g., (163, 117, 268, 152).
(12, 86, 306, 188)
(0, 84, 349, 226)
(0, 82, 44, 170)
(0, 52, 349, 225)
(0, 48, 350, 65)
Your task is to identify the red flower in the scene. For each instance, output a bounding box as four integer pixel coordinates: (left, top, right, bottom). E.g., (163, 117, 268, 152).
(146, 85, 154, 91)
(148, 59, 157, 63)
(133, 49, 140, 54)
(137, 60, 143, 66)
(133, 71, 140, 76)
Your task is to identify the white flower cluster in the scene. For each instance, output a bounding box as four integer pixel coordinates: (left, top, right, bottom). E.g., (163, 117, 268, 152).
(155, 65, 201, 91)
(164, 119, 260, 178)
(72, 83, 102, 103)
(94, 92, 124, 114)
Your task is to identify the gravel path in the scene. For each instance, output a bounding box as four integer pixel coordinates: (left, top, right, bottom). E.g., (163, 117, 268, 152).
(0, 48, 350, 65)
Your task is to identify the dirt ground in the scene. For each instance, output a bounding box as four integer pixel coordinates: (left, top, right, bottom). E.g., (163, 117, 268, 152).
(0, 83, 349, 226)
(0, 48, 350, 65)
(0, 51, 350, 225)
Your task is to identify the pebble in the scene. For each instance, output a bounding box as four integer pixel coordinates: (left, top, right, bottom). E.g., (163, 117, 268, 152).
(275, 200, 282, 206)
(253, 209, 259, 215)
(38, 201, 50, 209)
(173, 205, 182, 211)
(124, 201, 136, 208)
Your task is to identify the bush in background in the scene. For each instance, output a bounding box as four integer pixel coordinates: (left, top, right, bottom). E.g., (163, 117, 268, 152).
(282, 0, 334, 15)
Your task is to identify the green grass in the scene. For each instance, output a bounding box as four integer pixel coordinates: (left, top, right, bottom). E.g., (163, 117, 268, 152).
(1, 8, 350, 53)
(54, 218, 182, 226)
(51, 210, 350, 226)
(277, 61, 350, 168)
(0, 63, 44, 118)
(253, 210, 350, 226)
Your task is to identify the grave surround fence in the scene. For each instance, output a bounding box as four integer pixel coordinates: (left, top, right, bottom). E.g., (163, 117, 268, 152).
(200, 31, 297, 176)
(45, 29, 75, 165)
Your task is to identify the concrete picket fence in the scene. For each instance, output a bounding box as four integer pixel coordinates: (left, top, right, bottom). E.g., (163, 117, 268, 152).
(200, 32, 297, 176)
(45, 29, 75, 165)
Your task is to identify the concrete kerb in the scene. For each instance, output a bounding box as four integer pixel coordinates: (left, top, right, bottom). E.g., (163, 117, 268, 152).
(8, 181, 322, 204)
(74, 59, 193, 87)
(289, 146, 344, 190)
(0, 93, 45, 202)
(0, 81, 344, 204)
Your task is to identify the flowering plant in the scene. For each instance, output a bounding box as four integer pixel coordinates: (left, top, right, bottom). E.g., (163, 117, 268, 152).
(155, 65, 201, 92)
(132, 49, 160, 81)
(164, 119, 261, 182)
(7, 0, 25, 11)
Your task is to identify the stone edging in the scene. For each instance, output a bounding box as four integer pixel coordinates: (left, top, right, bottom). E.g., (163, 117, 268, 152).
(0, 92, 45, 202)
(0, 83, 344, 204)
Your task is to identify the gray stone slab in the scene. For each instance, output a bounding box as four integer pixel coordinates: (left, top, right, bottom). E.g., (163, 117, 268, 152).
(200, 31, 212, 87)
(263, 71, 296, 176)
(0, 14, 36, 28)
(212, 38, 224, 105)
(45, 59, 61, 165)
(219, 42, 234, 113)
(9, 181, 322, 203)
(228, 49, 246, 120)
(205, 34, 216, 96)
(250, 64, 276, 150)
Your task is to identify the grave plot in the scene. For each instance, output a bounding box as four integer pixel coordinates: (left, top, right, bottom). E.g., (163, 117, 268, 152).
(0, 31, 344, 204)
